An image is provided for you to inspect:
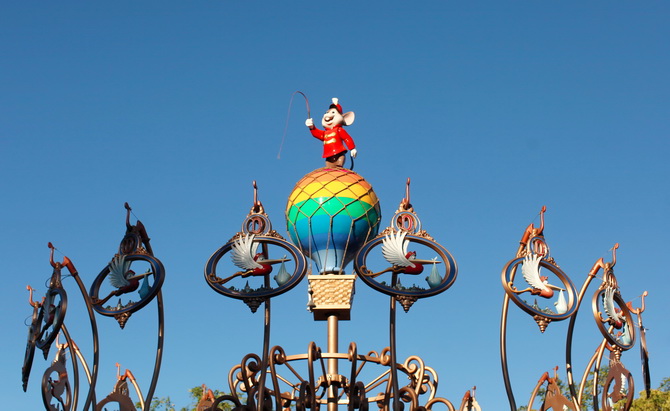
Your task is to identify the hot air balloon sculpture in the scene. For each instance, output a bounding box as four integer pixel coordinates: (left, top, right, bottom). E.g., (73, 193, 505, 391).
(286, 167, 381, 274)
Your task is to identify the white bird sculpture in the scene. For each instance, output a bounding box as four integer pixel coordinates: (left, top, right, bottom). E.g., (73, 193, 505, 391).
(520, 253, 561, 298)
(231, 234, 264, 273)
(97, 255, 152, 305)
(602, 287, 625, 329)
(379, 231, 436, 275)
(230, 234, 288, 277)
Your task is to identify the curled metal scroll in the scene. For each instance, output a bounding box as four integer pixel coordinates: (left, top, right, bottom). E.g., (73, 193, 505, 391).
(221, 341, 452, 410)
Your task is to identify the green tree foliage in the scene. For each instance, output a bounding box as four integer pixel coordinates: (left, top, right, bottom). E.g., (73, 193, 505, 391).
(137, 386, 237, 411)
(629, 377, 670, 410)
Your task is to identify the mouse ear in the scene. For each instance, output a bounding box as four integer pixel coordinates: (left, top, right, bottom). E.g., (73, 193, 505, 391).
(343, 111, 355, 126)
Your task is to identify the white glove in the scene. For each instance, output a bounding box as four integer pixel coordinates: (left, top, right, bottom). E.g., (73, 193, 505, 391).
(305, 118, 314, 128)
(350, 148, 358, 158)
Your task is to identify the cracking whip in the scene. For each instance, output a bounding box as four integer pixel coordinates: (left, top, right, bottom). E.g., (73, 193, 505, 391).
(277, 91, 310, 160)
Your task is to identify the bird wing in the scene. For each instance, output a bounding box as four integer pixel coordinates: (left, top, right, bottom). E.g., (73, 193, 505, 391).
(521, 253, 549, 292)
(108, 255, 131, 288)
(231, 234, 263, 270)
(602, 287, 619, 321)
(381, 231, 413, 267)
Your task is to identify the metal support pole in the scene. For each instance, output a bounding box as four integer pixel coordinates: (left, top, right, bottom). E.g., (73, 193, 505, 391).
(327, 314, 339, 411)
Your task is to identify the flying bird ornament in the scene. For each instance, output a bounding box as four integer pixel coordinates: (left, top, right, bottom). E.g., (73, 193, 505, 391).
(96, 255, 153, 306)
(602, 286, 625, 329)
(367, 230, 441, 277)
(230, 234, 289, 278)
(519, 253, 563, 298)
(207, 233, 292, 287)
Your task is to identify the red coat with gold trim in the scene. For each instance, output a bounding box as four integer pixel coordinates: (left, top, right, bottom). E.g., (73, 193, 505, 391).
(310, 125, 356, 158)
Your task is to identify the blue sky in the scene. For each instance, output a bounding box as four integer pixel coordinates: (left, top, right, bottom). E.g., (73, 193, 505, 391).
(2, 2, 669, 409)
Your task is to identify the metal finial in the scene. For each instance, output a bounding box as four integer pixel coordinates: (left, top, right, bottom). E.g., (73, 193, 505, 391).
(610, 243, 619, 267)
(401, 178, 412, 210)
(538, 205, 547, 234)
(252, 181, 264, 213)
(26, 285, 38, 307)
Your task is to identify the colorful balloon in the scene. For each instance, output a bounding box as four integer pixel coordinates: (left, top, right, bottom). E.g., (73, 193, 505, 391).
(286, 167, 381, 274)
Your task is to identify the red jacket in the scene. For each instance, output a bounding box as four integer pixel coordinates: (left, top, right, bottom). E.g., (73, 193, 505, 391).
(310, 125, 355, 158)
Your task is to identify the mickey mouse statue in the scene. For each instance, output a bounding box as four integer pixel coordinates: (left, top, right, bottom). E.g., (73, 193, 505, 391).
(305, 98, 357, 168)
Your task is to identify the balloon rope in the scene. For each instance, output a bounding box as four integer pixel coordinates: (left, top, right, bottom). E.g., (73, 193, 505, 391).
(277, 91, 310, 160)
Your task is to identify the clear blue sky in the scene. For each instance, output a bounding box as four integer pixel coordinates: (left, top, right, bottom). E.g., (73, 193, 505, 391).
(2, 2, 668, 409)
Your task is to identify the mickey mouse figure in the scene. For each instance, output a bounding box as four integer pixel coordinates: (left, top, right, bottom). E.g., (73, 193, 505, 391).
(305, 98, 357, 168)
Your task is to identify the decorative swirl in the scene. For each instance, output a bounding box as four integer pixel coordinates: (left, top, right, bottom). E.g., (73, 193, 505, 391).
(238, 353, 262, 396)
(404, 356, 427, 396)
(268, 345, 288, 411)
(378, 347, 392, 367)
(425, 396, 456, 411)
(348, 381, 368, 411)
(210, 394, 246, 411)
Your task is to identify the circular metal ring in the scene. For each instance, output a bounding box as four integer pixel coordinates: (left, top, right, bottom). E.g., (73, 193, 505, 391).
(242, 213, 272, 236)
(501, 257, 578, 321)
(22, 304, 44, 392)
(527, 236, 550, 259)
(205, 235, 307, 301)
(391, 212, 422, 234)
(601, 364, 634, 410)
(41, 349, 72, 410)
(354, 233, 457, 299)
(89, 253, 165, 317)
(35, 287, 67, 357)
(119, 232, 141, 255)
(591, 288, 636, 350)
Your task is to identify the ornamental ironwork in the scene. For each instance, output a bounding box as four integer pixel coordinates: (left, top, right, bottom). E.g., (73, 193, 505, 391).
(20, 96, 651, 411)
